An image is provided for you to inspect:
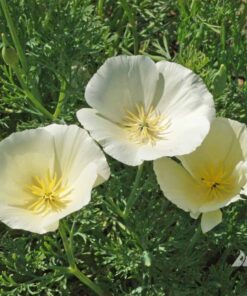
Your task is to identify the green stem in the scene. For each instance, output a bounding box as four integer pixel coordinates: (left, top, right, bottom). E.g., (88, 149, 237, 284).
(119, 0, 139, 54)
(133, 27, 139, 55)
(1, 0, 42, 101)
(53, 79, 67, 118)
(70, 267, 109, 296)
(59, 221, 109, 296)
(59, 221, 76, 269)
(13, 66, 54, 120)
(0, 0, 27, 71)
(97, 0, 105, 18)
(124, 162, 144, 217)
(1, 33, 8, 46)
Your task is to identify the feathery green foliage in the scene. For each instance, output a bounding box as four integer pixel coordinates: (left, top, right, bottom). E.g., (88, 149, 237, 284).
(0, 0, 247, 295)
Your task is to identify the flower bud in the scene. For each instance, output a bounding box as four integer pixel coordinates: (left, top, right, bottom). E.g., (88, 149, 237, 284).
(2, 46, 19, 67)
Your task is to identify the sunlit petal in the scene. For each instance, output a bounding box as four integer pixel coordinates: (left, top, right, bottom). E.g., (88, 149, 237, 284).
(0, 125, 110, 234)
(201, 210, 222, 233)
(78, 55, 215, 165)
(154, 118, 247, 233)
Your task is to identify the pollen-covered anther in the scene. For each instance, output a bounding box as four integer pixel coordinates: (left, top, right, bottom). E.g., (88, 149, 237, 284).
(122, 105, 170, 145)
(25, 171, 70, 216)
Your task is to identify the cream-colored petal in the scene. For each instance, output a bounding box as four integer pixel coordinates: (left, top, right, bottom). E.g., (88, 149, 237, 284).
(0, 129, 55, 205)
(0, 163, 97, 234)
(179, 118, 246, 180)
(156, 61, 215, 118)
(43, 124, 110, 187)
(0, 206, 50, 234)
(0, 125, 108, 233)
(228, 118, 247, 160)
(228, 119, 247, 197)
(77, 108, 143, 166)
(225, 195, 243, 206)
(45, 221, 59, 232)
(153, 157, 206, 213)
(241, 186, 247, 196)
(190, 212, 200, 219)
(201, 210, 222, 233)
(152, 72, 165, 108)
(138, 115, 210, 159)
(78, 109, 210, 164)
(79, 59, 215, 162)
(154, 61, 215, 157)
(85, 55, 160, 123)
(0, 207, 60, 234)
(199, 161, 247, 212)
(41, 163, 98, 232)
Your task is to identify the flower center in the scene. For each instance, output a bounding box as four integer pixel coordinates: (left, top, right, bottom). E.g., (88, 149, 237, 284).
(122, 105, 170, 145)
(200, 164, 235, 200)
(25, 171, 70, 215)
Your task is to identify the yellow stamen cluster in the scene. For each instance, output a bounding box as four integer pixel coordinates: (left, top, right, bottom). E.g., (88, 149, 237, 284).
(25, 171, 70, 215)
(122, 105, 170, 145)
(200, 164, 235, 200)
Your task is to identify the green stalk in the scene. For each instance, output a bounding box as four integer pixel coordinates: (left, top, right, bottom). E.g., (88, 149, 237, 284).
(0, 0, 27, 71)
(97, 0, 105, 18)
(132, 26, 139, 55)
(119, 0, 139, 54)
(59, 221, 76, 269)
(53, 79, 67, 118)
(13, 67, 54, 120)
(69, 267, 109, 296)
(124, 163, 144, 217)
(1, 0, 42, 101)
(59, 221, 109, 296)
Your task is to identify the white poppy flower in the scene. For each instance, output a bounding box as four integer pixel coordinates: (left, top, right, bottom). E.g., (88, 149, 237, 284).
(154, 118, 247, 233)
(77, 55, 215, 166)
(0, 124, 110, 234)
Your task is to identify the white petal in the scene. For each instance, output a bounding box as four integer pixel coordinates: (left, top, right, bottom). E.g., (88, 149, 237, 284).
(43, 124, 110, 187)
(0, 163, 97, 234)
(201, 210, 222, 233)
(228, 119, 247, 195)
(77, 108, 211, 165)
(0, 206, 49, 234)
(0, 129, 55, 205)
(45, 221, 59, 232)
(199, 161, 247, 212)
(0, 207, 59, 234)
(155, 61, 215, 156)
(225, 195, 243, 206)
(156, 61, 214, 118)
(79, 59, 215, 163)
(77, 108, 143, 166)
(228, 118, 247, 160)
(0, 125, 109, 233)
(41, 162, 98, 232)
(241, 186, 247, 196)
(138, 115, 210, 159)
(85, 55, 160, 122)
(190, 212, 200, 219)
(153, 157, 206, 213)
(179, 118, 246, 179)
